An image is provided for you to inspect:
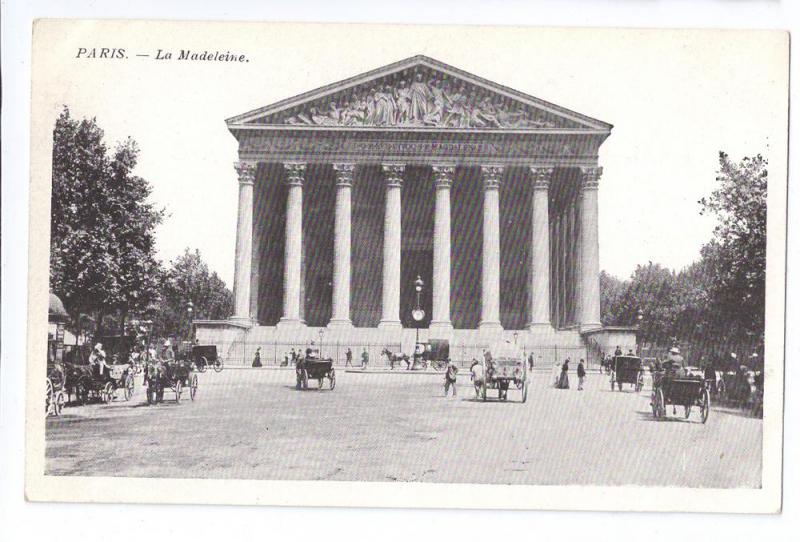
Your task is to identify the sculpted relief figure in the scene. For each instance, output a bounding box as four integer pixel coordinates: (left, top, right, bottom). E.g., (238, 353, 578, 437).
(280, 72, 557, 129)
(409, 73, 432, 124)
(395, 80, 413, 125)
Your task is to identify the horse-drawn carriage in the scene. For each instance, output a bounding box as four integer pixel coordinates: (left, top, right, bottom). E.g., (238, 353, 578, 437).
(63, 336, 136, 405)
(651, 368, 710, 423)
(472, 341, 528, 402)
(295, 346, 336, 390)
(610, 355, 644, 392)
(46, 362, 67, 417)
(144, 359, 198, 404)
(382, 339, 450, 370)
(179, 343, 223, 373)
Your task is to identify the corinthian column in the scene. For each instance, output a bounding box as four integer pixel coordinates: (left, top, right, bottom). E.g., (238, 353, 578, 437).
(232, 161, 256, 324)
(479, 166, 503, 332)
(329, 163, 354, 329)
(278, 162, 305, 328)
(528, 167, 553, 330)
(378, 164, 404, 331)
(580, 166, 602, 330)
(430, 165, 454, 334)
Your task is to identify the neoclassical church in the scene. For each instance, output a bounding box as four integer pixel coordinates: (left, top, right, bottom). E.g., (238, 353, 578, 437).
(195, 55, 629, 363)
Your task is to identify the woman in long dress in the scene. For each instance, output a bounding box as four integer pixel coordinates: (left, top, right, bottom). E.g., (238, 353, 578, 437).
(556, 359, 570, 389)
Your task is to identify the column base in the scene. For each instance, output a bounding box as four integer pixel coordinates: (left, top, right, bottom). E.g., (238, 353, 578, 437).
(228, 316, 254, 327)
(478, 321, 504, 333)
(377, 320, 403, 332)
(327, 318, 354, 330)
(276, 317, 306, 331)
(580, 322, 603, 333)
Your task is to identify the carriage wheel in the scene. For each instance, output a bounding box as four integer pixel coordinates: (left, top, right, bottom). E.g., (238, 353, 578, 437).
(175, 380, 183, 403)
(329, 369, 336, 390)
(700, 388, 710, 424)
(102, 382, 115, 404)
(190, 375, 198, 401)
(213, 359, 224, 373)
(46, 379, 53, 416)
(521, 381, 528, 403)
(198, 357, 208, 373)
(54, 391, 65, 416)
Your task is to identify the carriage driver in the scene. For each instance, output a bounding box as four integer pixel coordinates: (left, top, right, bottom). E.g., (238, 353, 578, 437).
(89, 342, 110, 379)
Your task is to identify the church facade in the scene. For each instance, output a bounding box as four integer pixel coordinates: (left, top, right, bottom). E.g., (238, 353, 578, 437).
(195, 55, 616, 361)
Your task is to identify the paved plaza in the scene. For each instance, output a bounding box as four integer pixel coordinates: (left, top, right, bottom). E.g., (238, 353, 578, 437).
(45, 369, 762, 487)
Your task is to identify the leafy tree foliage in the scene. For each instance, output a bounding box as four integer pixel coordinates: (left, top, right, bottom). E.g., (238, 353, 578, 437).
(151, 248, 234, 339)
(601, 152, 767, 362)
(50, 107, 164, 333)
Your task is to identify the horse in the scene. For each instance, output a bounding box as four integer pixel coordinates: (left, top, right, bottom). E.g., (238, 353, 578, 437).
(381, 348, 410, 370)
(470, 360, 485, 398)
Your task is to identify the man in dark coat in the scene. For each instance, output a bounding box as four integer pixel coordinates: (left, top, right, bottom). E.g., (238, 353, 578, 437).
(577, 359, 586, 391)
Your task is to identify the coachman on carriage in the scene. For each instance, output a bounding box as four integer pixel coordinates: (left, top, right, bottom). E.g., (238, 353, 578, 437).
(471, 341, 528, 402)
(295, 345, 336, 390)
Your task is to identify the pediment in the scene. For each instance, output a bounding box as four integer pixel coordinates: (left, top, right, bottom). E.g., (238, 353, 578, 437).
(227, 55, 612, 132)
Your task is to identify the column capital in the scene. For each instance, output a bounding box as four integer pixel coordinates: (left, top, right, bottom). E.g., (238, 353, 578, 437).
(333, 163, 355, 187)
(234, 161, 257, 185)
(481, 165, 504, 190)
(283, 162, 306, 186)
(382, 163, 405, 188)
(530, 167, 554, 190)
(580, 166, 603, 190)
(432, 164, 455, 189)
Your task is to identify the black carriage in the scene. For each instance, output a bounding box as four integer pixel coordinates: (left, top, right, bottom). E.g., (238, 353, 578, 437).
(63, 337, 136, 405)
(651, 372, 710, 423)
(412, 339, 450, 371)
(184, 344, 223, 373)
(296, 347, 336, 390)
(610, 355, 644, 392)
(144, 359, 197, 404)
(474, 342, 528, 403)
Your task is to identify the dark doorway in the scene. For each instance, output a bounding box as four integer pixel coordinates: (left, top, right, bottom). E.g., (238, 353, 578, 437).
(400, 166, 433, 328)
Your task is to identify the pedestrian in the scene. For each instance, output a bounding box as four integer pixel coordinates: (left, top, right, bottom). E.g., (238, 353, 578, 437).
(444, 360, 458, 397)
(290, 348, 297, 364)
(252, 347, 262, 368)
(281, 351, 289, 367)
(556, 358, 570, 389)
(614, 345, 622, 357)
(345, 347, 353, 367)
(577, 359, 586, 391)
(361, 348, 369, 369)
(528, 353, 534, 371)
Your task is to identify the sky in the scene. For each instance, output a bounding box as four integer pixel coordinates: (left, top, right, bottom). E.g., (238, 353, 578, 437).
(33, 21, 789, 286)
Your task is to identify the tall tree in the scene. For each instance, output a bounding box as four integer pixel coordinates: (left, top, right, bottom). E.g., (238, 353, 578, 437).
(152, 248, 234, 339)
(698, 152, 767, 351)
(50, 107, 164, 333)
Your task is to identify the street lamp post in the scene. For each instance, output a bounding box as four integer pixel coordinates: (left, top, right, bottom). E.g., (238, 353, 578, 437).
(412, 275, 425, 351)
(186, 301, 194, 344)
(636, 309, 644, 355)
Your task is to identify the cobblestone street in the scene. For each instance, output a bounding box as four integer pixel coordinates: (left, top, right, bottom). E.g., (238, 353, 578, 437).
(46, 369, 762, 487)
